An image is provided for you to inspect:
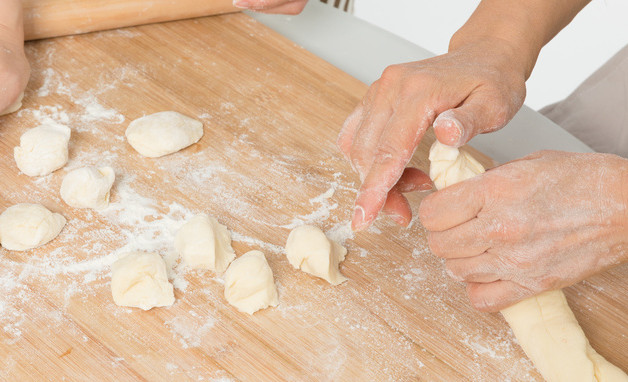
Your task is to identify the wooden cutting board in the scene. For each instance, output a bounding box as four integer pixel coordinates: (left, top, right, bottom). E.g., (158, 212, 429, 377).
(0, 12, 626, 381)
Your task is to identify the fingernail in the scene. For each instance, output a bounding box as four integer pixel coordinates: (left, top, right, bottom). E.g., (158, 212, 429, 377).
(434, 111, 465, 147)
(233, 1, 250, 8)
(388, 213, 409, 227)
(352, 205, 367, 231)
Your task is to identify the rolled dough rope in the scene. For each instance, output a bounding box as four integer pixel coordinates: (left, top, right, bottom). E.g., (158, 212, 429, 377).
(428, 141, 628, 382)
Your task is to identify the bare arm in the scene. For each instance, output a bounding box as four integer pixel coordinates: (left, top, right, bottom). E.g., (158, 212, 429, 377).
(451, 0, 591, 79)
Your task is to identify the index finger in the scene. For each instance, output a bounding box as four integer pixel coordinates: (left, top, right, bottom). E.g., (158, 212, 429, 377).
(351, 104, 434, 231)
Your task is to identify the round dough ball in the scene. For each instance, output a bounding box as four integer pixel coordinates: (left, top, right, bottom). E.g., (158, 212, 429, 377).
(0, 92, 24, 116)
(285, 225, 347, 285)
(125, 111, 203, 157)
(0, 203, 66, 251)
(429, 140, 485, 190)
(175, 213, 235, 273)
(60, 166, 115, 210)
(224, 250, 278, 315)
(111, 251, 175, 310)
(14, 124, 71, 177)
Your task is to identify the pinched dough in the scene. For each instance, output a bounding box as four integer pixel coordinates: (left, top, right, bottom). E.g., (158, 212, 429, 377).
(125, 111, 203, 157)
(0, 203, 66, 251)
(175, 213, 235, 273)
(429, 140, 484, 190)
(111, 251, 175, 310)
(14, 124, 71, 177)
(60, 166, 115, 210)
(285, 225, 347, 285)
(224, 250, 278, 314)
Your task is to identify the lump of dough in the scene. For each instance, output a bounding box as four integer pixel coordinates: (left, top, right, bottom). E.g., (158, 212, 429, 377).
(0, 92, 24, 116)
(0, 203, 66, 251)
(175, 213, 235, 273)
(285, 225, 347, 285)
(125, 111, 203, 157)
(429, 140, 484, 189)
(14, 124, 71, 177)
(224, 250, 278, 314)
(111, 251, 175, 310)
(60, 166, 115, 210)
(501, 290, 628, 382)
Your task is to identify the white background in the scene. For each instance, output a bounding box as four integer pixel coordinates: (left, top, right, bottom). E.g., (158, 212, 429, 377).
(352, 0, 628, 110)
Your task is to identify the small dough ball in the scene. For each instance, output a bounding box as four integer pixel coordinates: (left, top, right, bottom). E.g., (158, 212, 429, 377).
(14, 124, 71, 177)
(0, 92, 24, 116)
(429, 141, 485, 190)
(125, 111, 203, 157)
(224, 250, 278, 315)
(111, 251, 175, 310)
(285, 225, 347, 285)
(175, 213, 235, 273)
(60, 166, 115, 210)
(0, 203, 66, 251)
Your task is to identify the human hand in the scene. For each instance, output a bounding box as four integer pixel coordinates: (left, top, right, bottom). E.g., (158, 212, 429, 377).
(339, 37, 527, 231)
(0, 32, 30, 114)
(232, 0, 308, 15)
(419, 150, 628, 312)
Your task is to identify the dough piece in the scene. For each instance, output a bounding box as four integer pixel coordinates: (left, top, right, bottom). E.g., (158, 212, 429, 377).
(502, 291, 628, 382)
(175, 213, 235, 273)
(125, 111, 203, 157)
(429, 140, 485, 189)
(0, 92, 24, 116)
(14, 124, 71, 176)
(60, 166, 115, 210)
(111, 251, 175, 310)
(285, 225, 347, 285)
(0, 203, 66, 251)
(224, 250, 278, 314)
(428, 139, 628, 382)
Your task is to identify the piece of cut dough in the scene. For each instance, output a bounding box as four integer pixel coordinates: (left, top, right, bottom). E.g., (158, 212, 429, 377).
(175, 213, 235, 273)
(0, 92, 24, 116)
(60, 166, 115, 210)
(285, 224, 347, 285)
(14, 124, 71, 176)
(111, 251, 175, 310)
(0, 203, 66, 251)
(125, 111, 203, 157)
(428, 139, 628, 382)
(429, 140, 484, 190)
(224, 250, 278, 314)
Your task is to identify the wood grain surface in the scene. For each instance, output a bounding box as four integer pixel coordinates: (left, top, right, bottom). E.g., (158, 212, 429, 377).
(23, 0, 238, 41)
(0, 12, 626, 381)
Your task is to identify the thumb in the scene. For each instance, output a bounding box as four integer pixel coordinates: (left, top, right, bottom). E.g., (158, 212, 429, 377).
(433, 93, 513, 147)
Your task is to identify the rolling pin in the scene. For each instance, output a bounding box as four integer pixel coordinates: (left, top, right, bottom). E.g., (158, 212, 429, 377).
(23, 0, 239, 41)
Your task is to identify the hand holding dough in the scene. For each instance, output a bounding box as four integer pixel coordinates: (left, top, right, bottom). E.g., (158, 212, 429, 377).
(125, 111, 203, 157)
(111, 251, 175, 310)
(14, 124, 71, 176)
(427, 140, 627, 382)
(175, 213, 235, 273)
(0, 203, 66, 251)
(285, 225, 347, 285)
(224, 250, 278, 314)
(60, 166, 115, 210)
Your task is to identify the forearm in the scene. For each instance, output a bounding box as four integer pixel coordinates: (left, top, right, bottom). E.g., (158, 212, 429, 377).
(0, 0, 24, 45)
(450, 0, 590, 79)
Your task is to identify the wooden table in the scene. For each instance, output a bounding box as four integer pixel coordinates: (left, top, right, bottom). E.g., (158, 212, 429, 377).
(0, 12, 626, 381)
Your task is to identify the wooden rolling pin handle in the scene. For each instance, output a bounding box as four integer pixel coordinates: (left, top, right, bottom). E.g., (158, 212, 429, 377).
(22, 0, 239, 41)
